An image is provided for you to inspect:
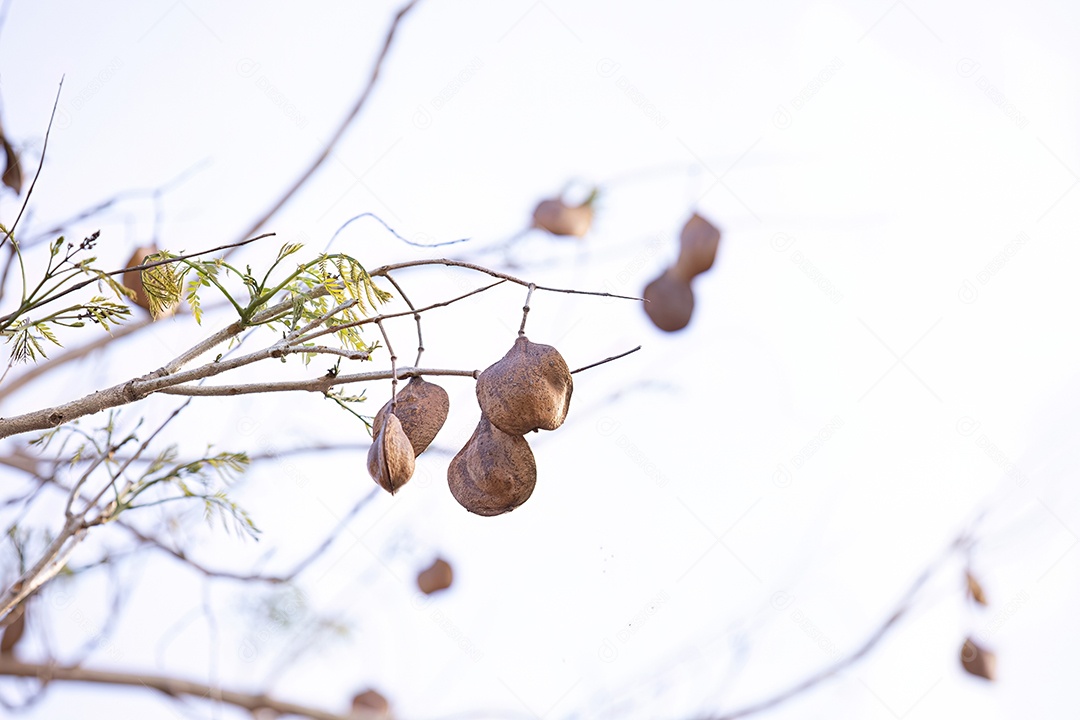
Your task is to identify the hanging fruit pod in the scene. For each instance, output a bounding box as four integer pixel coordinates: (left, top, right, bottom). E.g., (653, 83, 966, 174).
(371, 377, 450, 457)
(366, 413, 416, 494)
(448, 416, 537, 516)
(416, 557, 454, 594)
(475, 336, 573, 435)
(531, 189, 597, 238)
(960, 637, 996, 681)
(643, 268, 694, 332)
(674, 212, 721, 280)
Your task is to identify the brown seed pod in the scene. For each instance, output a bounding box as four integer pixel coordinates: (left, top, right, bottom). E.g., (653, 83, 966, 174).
(476, 336, 573, 435)
(122, 245, 159, 313)
(366, 413, 416, 494)
(448, 416, 537, 516)
(965, 571, 988, 606)
(643, 268, 694, 332)
(371, 377, 449, 457)
(532, 197, 594, 237)
(416, 557, 454, 595)
(960, 637, 996, 681)
(351, 688, 390, 718)
(0, 603, 26, 656)
(673, 212, 721, 280)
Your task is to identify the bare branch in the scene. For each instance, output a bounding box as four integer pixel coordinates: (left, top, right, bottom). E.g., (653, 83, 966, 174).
(0, 401, 191, 618)
(370, 257, 643, 301)
(379, 273, 423, 366)
(117, 520, 287, 584)
(0, 657, 369, 720)
(696, 533, 972, 720)
(229, 0, 423, 253)
(20, 159, 209, 249)
(0, 315, 153, 400)
(1, 79, 62, 251)
(158, 366, 478, 397)
(570, 345, 641, 374)
(326, 212, 469, 250)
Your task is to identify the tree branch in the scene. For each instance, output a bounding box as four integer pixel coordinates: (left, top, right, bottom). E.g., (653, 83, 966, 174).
(158, 366, 478, 397)
(0, 257, 639, 438)
(0, 657, 370, 720)
(0, 315, 153, 401)
(697, 533, 972, 720)
(370, 258, 643, 301)
(228, 0, 423, 253)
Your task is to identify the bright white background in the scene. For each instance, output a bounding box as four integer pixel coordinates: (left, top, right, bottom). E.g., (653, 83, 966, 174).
(1, 1, 1078, 718)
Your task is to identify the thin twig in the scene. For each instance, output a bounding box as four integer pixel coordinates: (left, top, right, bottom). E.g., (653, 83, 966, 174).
(281, 487, 380, 582)
(157, 367, 478, 397)
(0, 315, 153, 400)
(0, 232, 276, 326)
(85, 400, 192, 514)
(228, 0, 423, 255)
(375, 318, 397, 412)
(696, 533, 973, 720)
(21, 159, 210, 248)
(1, 79, 63, 251)
(325, 212, 469, 251)
(369, 257, 643, 301)
(380, 273, 423, 366)
(296, 279, 504, 346)
(117, 520, 284, 584)
(570, 345, 641, 374)
(518, 283, 535, 337)
(0, 658, 360, 720)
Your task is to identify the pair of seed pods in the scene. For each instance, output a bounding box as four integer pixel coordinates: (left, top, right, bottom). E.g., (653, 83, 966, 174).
(367, 336, 573, 516)
(643, 213, 721, 332)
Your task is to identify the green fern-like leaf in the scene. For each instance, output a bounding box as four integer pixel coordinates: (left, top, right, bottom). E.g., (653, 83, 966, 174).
(140, 252, 183, 318)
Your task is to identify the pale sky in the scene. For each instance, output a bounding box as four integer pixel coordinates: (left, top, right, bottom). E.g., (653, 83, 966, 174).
(1, 1, 1078, 719)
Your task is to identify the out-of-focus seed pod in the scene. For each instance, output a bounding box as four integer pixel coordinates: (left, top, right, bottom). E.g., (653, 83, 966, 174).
(643, 269, 694, 332)
(417, 557, 454, 595)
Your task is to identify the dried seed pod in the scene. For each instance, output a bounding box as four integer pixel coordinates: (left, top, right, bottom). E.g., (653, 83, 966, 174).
(673, 212, 721, 280)
(0, 604, 26, 656)
(417, 557, 454, 594)
(351, 688, 390, 718)
(2, 132, 22, 195)
(366, 413, 416, 494)
(960, 637, 996, 681)
(448, 416, 537, 516)
(643, 269, 694, 332)
(371, 377, 449, 457)
(965, 571, 988, 606)
(476, 336, 573, 435)
(532, 197, 594, 237)
(122, 245, 159, 313)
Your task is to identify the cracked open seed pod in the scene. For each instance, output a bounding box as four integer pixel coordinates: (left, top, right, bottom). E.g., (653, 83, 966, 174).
(448, 416, 537, 516)
(366, 413, 416, 494)
(371, 377, 449, 457)
(476, 336, 573, 435)
(643, 268, 694, 332)
(673, 212, 721, 280)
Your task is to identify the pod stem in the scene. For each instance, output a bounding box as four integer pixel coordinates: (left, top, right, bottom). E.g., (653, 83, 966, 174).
(376, 318, 398, 414)
(518, 283, 536, 337)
